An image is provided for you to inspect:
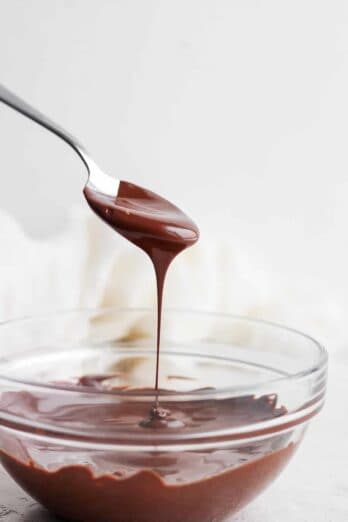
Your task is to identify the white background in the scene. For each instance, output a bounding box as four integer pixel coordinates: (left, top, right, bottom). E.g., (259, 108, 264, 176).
(0, 3, 347, 520)
(0, 0, 347, 298)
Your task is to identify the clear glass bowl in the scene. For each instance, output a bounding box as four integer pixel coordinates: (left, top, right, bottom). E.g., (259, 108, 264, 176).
(0, 309, 327, 522)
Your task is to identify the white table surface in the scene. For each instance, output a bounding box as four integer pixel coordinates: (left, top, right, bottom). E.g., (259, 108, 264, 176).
(0, 360, 346, 521)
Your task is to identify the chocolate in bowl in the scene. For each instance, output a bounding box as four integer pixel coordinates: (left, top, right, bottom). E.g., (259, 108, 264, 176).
(0, 309, 327, 522)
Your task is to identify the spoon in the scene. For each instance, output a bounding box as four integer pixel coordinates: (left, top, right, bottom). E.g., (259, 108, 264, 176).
(0, 83, 199, 409)
(0, 83, 119, 197)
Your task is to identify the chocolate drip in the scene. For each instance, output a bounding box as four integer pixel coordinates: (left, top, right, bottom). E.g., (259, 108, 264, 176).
(84, 181, 199, 423)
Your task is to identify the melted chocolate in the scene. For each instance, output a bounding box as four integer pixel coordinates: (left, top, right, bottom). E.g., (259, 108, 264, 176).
(0, 380, 287, 439)
(84, 181, 199, 424)
(1, 443, 297, 522)
(0, 380, 297, 522)
(84, 181, 199, 260)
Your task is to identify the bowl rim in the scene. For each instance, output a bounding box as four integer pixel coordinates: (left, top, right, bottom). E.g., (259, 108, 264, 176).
(0, 307, 328, 399)
(0, 308, 328, 447)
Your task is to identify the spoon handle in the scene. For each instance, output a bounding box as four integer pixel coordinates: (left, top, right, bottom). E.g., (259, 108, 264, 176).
(0, 83, 89, 169)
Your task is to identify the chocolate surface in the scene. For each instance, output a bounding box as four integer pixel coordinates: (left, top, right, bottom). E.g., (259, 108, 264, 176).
(0, 381, 297, 522)
(0, 379, 287, 441)
(1, 442, 297, 522)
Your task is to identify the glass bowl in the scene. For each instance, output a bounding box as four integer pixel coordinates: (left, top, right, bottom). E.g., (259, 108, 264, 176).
(0, 309, 327, 522)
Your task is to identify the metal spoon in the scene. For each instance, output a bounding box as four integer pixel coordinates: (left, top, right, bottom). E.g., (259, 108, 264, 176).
(0, 83, 119, 197)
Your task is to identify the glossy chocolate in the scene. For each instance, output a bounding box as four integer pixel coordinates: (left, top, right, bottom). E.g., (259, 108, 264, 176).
(84, 181, 199, 404)
(0, 380, 296, 522)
